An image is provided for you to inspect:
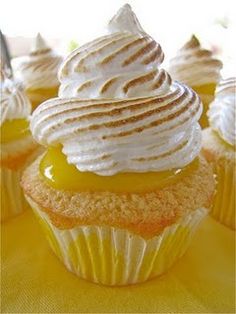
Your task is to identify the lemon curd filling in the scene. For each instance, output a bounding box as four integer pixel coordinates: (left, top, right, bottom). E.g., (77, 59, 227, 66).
(192, 83, 217, 128)
(0, 119, 30, 143)
(26, 86, 59, 110)
(192, 83, 216, 97)
(40, 147, 199, 193)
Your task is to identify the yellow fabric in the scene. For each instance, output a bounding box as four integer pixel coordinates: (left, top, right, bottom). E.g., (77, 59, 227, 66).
(1, 210, 235, 313)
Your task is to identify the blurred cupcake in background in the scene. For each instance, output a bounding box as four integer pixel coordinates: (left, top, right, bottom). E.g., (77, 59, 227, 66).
(168, 35, 223, 128)
(22, 4, 215, 285)
(202, 77, 236, 229)
(67, 39, 79, 53)
(0, 69, 39, 221)
(17, 33, 63, 110)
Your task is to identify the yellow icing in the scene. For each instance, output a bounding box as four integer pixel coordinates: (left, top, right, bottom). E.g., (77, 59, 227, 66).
(39, 146, 199, 193)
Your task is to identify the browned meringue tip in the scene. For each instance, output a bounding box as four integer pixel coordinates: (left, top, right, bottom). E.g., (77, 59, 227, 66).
(182, 34, 200, 50)
(30, 33, 51, 56)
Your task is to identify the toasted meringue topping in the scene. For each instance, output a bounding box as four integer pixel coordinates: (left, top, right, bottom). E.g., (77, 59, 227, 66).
(0, 77, 31, 126)
(208, 77, 236, 146)
(17, 34, 62, 89)
(59, 31, 166, 99)
(31, 5, 202, 176)
(169, 35, 223, 87)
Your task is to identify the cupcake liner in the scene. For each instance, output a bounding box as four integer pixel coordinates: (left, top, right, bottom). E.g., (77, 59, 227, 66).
(1, 167, 29, 222)
(211, 159, 235, 229)
(26, 195, 207, 286)
(1, 147, 42, 222)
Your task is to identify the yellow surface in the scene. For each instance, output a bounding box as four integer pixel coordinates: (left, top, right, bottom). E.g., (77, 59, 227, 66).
(0, 119, 30, 143)
(1, 210, 235, 313)
(40, 146, 199, 192)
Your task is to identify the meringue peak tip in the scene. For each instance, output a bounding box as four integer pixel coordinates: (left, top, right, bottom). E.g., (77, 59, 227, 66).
(182, 34, 200, 50)
(120, 3, 132, 11)
(31, 33, 51, 53)
(191, 34, 200, 44)
(108, 3, 145, 35)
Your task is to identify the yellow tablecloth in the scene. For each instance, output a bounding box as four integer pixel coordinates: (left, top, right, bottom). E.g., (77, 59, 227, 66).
(1, 210, 235, 313)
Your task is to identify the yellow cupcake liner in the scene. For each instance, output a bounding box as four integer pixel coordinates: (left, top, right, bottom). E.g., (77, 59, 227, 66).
(26, 196, 207, 286)
(211, 159, 235, 229)
(1, 167, 29, 222)
(1, 147, 43, 222)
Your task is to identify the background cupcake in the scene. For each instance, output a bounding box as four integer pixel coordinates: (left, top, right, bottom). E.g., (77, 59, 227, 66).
(168, 35, 223, 128)
(22, 4, 215, 285)
(0, 70, 39, 221)
(202, 77, 235, 229)
(17, 33, 62, 110)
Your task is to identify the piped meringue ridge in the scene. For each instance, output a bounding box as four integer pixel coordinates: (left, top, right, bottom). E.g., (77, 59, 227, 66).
(208, 77, 236, 146)
(0, 76, 31, 126)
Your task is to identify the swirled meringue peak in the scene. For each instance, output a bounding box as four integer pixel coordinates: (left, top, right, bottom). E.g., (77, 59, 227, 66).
(169, 35, 223, 87)
(108, 3, 145, 35)
(208, 77, 236, 146)
(17, 33, 62, 89)
(31, 4, 203, 176)
(0, 74, 31, 126)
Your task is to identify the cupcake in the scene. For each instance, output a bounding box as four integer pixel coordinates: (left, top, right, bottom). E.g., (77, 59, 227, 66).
(0, 71, 39, 221)
(202, 77, 235, 229)
(22, 4, 215, 285)
(169, 35, 223, 128)
(17, 33, 62, 110)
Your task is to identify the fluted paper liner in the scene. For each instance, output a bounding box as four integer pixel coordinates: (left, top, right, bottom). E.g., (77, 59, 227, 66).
(26, 196, 207, 285)
(211, 159, 235, 229)
(1, 167, 29, 221)
(1, 147, 42, 222)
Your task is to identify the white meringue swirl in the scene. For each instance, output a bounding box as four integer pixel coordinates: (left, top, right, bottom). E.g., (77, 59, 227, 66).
(17, 34, 62, 89)
(31, 4, 202, 176)
(0, 77, 31, 126)
(59, 31, 166, 99)
(169, 35, 223, 87)
(208, 77, 236, 146)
